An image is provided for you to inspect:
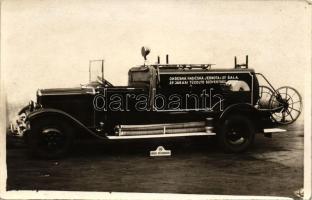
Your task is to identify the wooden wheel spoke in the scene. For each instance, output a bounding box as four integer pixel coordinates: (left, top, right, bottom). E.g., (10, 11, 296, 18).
(281, 111, 286, 122)
(286, 109, 294, 121)
(290, 92, 297, 99)
(290, 107, 301, 113)
(289, 101, 301, 106)
(271, 98, 280, 104)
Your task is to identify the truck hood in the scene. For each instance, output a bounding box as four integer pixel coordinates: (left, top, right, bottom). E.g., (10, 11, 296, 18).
(37, 86, 96, 96)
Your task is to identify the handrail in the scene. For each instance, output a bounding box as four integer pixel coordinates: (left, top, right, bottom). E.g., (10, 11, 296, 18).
(150, 64, 215, 70)
(255, 73, 279, 95)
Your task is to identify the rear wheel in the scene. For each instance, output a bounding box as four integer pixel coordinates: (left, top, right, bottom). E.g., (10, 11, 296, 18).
(28, 117, 74, 158)
(218, 115, 255, 153)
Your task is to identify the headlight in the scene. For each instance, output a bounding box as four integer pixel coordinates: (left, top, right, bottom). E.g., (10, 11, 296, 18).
(9, 113, 28, 137)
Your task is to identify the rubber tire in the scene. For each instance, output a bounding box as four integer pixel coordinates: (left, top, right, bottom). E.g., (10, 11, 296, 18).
(218, 115, 255, 153)
(28, 117, 74, 159)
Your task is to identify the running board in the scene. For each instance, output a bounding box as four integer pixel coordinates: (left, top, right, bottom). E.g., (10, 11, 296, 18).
(107, 132, 216, 140)
(263, 128, 287, 133)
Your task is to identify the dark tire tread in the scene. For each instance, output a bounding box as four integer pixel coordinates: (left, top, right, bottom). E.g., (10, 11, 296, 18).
(218, 114, 255, 153)
(28, 116, 74, 159)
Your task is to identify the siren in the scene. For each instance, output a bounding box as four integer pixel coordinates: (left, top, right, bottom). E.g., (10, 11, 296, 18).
(141, 46, 151, 60)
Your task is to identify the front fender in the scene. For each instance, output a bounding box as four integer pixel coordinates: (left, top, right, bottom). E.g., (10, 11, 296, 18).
(18, 105, 31, 115)
(27, 108, 107, 139)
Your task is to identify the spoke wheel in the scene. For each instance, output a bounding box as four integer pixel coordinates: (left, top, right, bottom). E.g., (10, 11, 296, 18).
(271, 86, 302, 125)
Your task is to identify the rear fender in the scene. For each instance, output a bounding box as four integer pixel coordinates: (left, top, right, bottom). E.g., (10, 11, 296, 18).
(27, 108, 107, 139)
(219, 103, 260, 122)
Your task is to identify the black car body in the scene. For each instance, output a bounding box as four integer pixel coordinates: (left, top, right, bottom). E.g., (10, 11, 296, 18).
(10, 56, 302, 158)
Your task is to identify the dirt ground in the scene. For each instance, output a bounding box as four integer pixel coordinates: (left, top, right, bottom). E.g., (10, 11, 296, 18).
(6, 121, 304, 198)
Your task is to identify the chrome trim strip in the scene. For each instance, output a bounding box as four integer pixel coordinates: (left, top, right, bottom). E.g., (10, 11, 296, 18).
(81, 86, 97, 94)
(107, 132, 216, 139)
(159, 71, 253, 75)
(37, 92, 90, 96)
(155, 108, 217, 112)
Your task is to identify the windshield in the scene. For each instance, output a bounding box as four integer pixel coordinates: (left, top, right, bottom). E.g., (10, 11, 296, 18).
(89, 60, 104, 83)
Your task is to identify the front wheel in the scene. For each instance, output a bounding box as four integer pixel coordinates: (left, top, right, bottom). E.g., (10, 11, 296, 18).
(28, 117, 74, 159)
(218, 115, 255, 153)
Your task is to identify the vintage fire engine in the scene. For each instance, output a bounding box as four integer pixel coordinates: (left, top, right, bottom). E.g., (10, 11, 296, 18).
(10, 47, 302, 158)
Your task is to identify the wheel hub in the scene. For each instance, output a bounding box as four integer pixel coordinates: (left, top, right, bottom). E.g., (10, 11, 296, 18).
(228, 128, 245, 144)
(42, 128, 63, 148)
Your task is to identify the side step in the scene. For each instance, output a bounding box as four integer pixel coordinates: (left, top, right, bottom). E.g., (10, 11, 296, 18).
(263, 128, 287, 138)
(263, 128, 287, 133)
(109, 119, 215, 139)
(107, 132, 216, 140)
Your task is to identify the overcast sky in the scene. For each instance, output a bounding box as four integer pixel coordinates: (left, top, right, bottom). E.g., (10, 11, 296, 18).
(1, 0, 311, 120)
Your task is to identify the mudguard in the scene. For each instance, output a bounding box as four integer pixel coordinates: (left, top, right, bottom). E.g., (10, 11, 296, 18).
(18, 105, 31, 115)
(27, 108, 107, 139)
(219, 103, 260, 121)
